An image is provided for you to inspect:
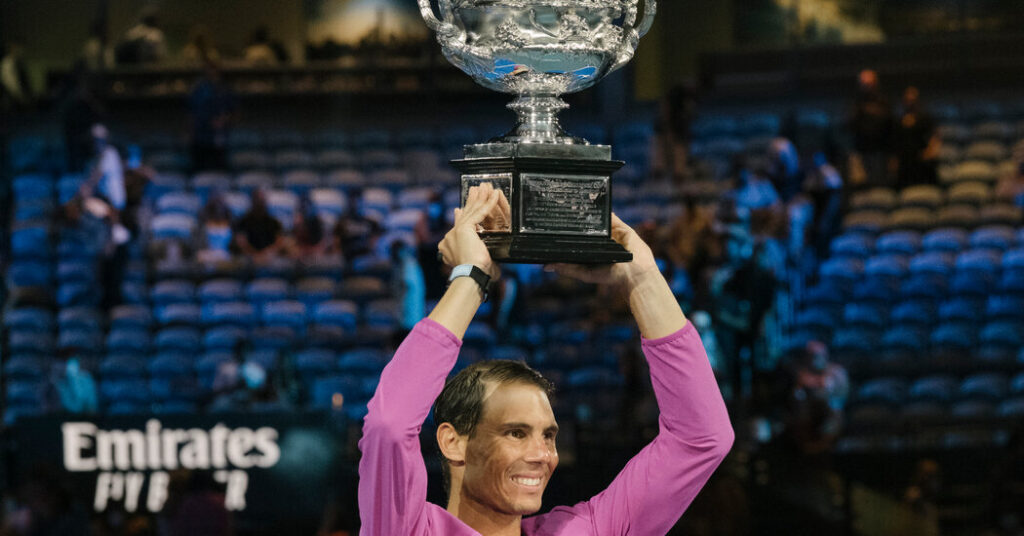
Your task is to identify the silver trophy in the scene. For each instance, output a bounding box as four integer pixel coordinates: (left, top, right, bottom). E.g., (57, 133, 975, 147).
(419, 0, 657, 263)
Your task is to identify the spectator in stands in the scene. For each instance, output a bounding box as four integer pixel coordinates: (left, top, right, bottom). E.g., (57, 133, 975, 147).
(652, 84, 697, 181)
(891, 86, 940, 189)
(804, 152, 845, 259)
(665, 195, 714, 281)
(1, 39, 33, 112)
(735, 166, 780, 211)
(234, 189, 287, 264)
(766, 138, 805, 202)
(289, 199, 330, 261)
(244, 26, 288, 65)
(710, 216, 777, 398)
(188, 58, 235, 173)
(181, 25, 220, 65)
(81, 20, 114, 72)
(996, 141, 1024, 206)
(83, 123, 127, 216)
(389, 238, 426, 335)
(849, 69, 892, 187)
(116, 9, 167, 64)
(52, 357, 98, 415)
(782, 341, 847, 455)
(197, 195, 235, 264)
(332, 199, 383, 259)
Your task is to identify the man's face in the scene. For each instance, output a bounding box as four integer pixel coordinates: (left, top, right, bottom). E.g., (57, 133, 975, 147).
(460, 382, 559, 516)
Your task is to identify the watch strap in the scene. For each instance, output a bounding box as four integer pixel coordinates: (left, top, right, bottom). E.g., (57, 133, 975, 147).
(447, 264, 491, 302)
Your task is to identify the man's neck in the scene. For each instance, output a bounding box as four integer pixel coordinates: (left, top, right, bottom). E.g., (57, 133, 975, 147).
(447, 495, 522, 536)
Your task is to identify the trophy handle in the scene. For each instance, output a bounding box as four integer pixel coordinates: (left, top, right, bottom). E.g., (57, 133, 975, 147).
(419, 0, 476, 60)
(609, 0, 657, 74)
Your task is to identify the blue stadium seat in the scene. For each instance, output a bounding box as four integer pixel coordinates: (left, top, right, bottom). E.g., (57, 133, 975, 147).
(937, 298, 985, 324)
(969, 225, 1015, 251)
(310, 188, 347, 222)
(909, 251, 955, 276)
(959, 373, 1009, 401)
(191, 171, 232, 200)
(818, 257, 863, 286)
(203, 326, 248, 350)
(363, 299, 398, 328)
(464, 322, 497, 347)
(110, 305, 153, 330)
(155, 303, 202, 326)
(998, 272, 1024, 294)
(830, 327, 879, 357)
(899, 274, 948, 300)
(229, 149, 272, 170)
(955, 249, 1001, 277)
(978, 321, 1023, 361)
(244, 349, 279, 372)
(11, 225, 51, 259)
(235, 170, 276, 193)
(360, 149, 401, 172)
(154, 327, 202, 352)
(909, 376, 958, 403)
(282, 169, 321, 194)
(156, 192, 202, 216)
(150, 352, 193, 377)
(7, 260, 54, 287)
(1003, 248, 1024, 274)
(5, 380, 46, 406)
(151, 280, 196, 305)
(249, 326, 296, 350)
(337, 276, 388, 303)
(100, 379, 150, 404)
(294, 348, 336, 380)
(950, 400, 995, 418)
(371, 169, 413, 192)
(985, 295, 1024, 320)
(949, 271, 995, 297)
(201, 301, 257, 327)
(998, 398, 1024, 417)
(4, 307, 55, 332)
(567, 366, 623, 390)
(864, 254, 910, 280)
(921, 228, 967, 253)
(198, 279, 244, 303)
(793, 307, 837, 340)
(277, 150, 317, 173)
(58, 328, 103, 351)
(315, 148, 357, 169)
(843, 302, 888, 329)
(106, 329, 151, 354)
(4, 356, 48, 381)
(338, 348, 388, 373)
(246, 278, 290, 304)
(99, 353, 147, 380)
(56, 260, 97, 283)
(325, 169, 367, 190)
(295, 277, 337, 308)
(57, 282, 101, 307)
(313, 300, 358, 330)
(856, 378, 907, 406)
(149, 377, 200, 402)
(261, 300, 307, 330)
(8, 331, 54, 354)
(154, 400, 199, 415)
(930, 322, 976, 353)
(151, 214, 197, 241)
(880, 325, 929, 358)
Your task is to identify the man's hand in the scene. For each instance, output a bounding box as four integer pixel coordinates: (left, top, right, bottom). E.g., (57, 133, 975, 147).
(549, 214, 686, 337)
(546, 214, 660, 291)
(437, 183, 505, 280)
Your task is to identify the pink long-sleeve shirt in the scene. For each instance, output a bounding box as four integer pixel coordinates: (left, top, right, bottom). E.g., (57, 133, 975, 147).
(358, 318, 734, 535)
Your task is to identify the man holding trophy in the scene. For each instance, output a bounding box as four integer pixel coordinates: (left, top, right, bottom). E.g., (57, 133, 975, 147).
(358, 185, 734, 535)
(359, 1, 733, 534)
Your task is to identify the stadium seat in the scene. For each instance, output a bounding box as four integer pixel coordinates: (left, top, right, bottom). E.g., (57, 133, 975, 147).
(154, 327, 202, 352)
(261, 300, 307, 330)
(155, 303, 202, 326)
(106, 329, 151, 354)
(246, 278, 290, 304)
(198, 279, 244, 303)
(151, 214, 197, 241)
(99, 354, 147, 380)
(201, 301, 258, 327)
(313, 300, 359, 330)
(151, 280, 196, 305)
(4, 307, 55, 332)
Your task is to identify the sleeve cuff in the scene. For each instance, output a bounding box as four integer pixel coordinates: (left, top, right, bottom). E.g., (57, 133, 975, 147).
(640, 320, 697, 349)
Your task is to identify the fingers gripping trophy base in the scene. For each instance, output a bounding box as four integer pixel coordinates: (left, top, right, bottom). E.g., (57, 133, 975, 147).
(482, 233, 632, 265)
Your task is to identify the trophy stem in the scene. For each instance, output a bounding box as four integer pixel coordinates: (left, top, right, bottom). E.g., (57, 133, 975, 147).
(504, 94, 580, 145)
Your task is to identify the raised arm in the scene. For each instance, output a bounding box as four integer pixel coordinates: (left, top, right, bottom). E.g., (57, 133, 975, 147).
(357, 184, 505, 535)
(540, 215, 733, 534)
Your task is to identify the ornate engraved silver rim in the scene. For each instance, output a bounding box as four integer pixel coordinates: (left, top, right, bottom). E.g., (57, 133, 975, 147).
(460, 0, 627, 8)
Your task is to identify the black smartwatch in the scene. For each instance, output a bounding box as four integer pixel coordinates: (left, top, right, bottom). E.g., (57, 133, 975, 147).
(447, 264, 491, 302)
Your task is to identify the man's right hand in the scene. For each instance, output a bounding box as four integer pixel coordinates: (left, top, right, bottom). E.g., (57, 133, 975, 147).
(437, 183, 506, 280)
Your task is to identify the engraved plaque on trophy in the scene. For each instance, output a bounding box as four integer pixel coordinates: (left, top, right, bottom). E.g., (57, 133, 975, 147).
(418, 0, 657, 264)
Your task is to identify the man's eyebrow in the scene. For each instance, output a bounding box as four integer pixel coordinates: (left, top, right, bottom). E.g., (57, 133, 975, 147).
(501, 422, 560, 434)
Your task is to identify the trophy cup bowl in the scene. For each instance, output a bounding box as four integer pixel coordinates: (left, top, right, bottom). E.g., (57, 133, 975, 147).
(419, 0, 656, 263)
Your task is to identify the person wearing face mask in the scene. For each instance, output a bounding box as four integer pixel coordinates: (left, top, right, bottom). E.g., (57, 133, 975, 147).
(358, 183, 734, 535)
(197, 195, 234, 265)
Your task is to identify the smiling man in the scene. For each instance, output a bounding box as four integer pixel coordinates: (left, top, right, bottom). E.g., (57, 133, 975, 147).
(358, 184, 734, 535)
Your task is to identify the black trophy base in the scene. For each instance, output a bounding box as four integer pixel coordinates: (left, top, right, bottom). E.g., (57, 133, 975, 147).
(483, 234, 632, 265)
